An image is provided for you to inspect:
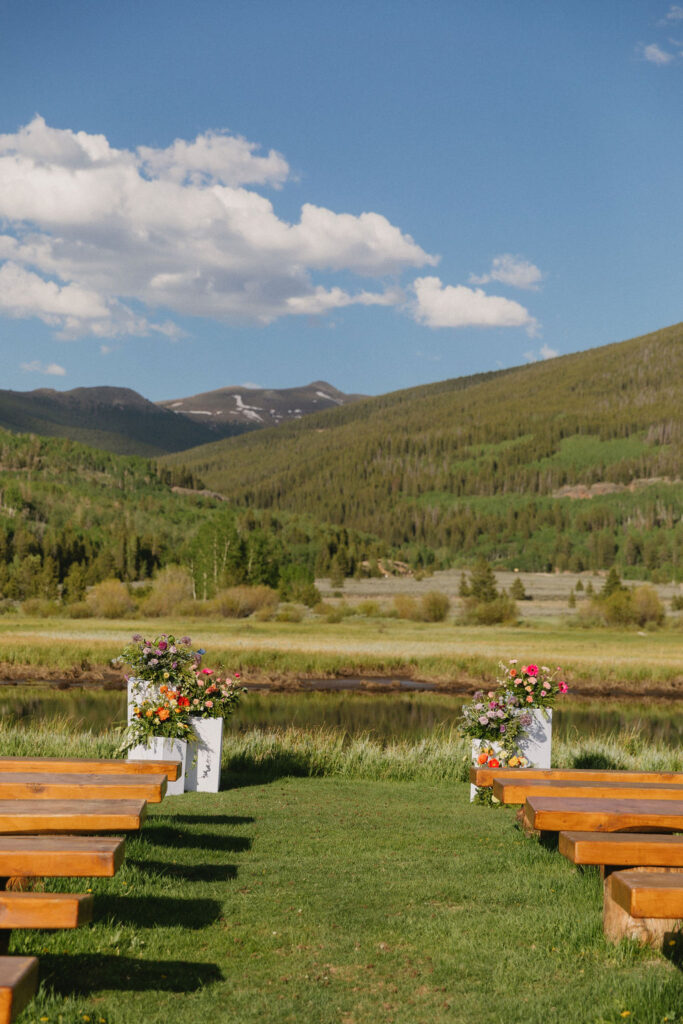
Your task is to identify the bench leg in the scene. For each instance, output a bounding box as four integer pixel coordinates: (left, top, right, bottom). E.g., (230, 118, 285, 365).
(604, 868, 683, 947)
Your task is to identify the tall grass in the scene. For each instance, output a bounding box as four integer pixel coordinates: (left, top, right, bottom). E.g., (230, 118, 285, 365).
(3, 717, 681, 779)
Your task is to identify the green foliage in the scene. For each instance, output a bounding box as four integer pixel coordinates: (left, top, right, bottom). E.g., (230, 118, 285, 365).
(85, 579, 135, 618)
(510, 575, 527, 600)
(594, 584, 666, 628)
(163, 324, 683, 577)
(460, 593, 518, 625)
(420, 590, 450, 622)
(466, 557, 499, 602)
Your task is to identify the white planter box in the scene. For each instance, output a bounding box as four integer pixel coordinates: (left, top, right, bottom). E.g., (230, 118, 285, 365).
(126, 677, 157, 725)
(470, 739, 508, 802)
(185, 716, 224, 793)
(128, 736, 187, 796)
(469, 709, 552, 802)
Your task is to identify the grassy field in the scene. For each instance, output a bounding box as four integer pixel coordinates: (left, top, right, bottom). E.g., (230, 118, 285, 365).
(11, 777, 683, 1024)
(0, 610, 681, 696)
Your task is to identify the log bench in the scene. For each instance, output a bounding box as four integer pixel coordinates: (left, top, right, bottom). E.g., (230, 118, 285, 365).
(0, 757, 181, 782)
(0, 957, 38, 1023)
(0, 772, 166, 804)
(493, 777, 683, 806)
(470, 766, 683, 789)
(523, 796, 683, 834)
(0, 799, 147, 834)
(604, 870, 683, 946)
(559, 831, 683, 870)
(0, 835, 126, 879)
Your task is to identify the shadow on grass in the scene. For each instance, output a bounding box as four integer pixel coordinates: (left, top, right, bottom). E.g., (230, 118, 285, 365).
(38, 953, 223, 995)
(663, 931, 683, 971)
(141, 825, 252, 853)
(126, 859, 238, 883)
(94, 894, 223, 929)
(164, 814, 255, 826)
(221, 753, 322, 787)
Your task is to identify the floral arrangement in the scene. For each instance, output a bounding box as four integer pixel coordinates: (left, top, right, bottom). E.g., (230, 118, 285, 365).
(119, 633, 246, 752)
(162, 669, 245, 719)
(498, 660, 568, 711)
(117, 633, 201, 687)
(459, 658, 568, 768)
(124, 689, 197, 750)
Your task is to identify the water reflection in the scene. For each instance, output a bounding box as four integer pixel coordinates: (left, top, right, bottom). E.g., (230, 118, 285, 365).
(1, 685, 680, 745)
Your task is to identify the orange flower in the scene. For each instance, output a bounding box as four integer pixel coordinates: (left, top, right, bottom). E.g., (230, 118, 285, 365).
(157, 708, 170, 721)
(159, 685, 168, 695)
(477, 752, 488, 765)
(145, 709, 153, 718)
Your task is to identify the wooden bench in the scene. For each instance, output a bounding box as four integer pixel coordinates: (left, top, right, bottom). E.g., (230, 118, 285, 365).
(0, 757, 181, 782)
(493, 777, 683, 805)
(604, 870, 683, 946)
(0, 772, 166, 804)
(559, 831, 683, 870)
(0, 892, 93, 930)
(524, 796, 683, 834)
(470, 766, 683, 788)
(0, 799, 147, 834)
(0, 957, 38, 1024)
(0, 835, 125, 879)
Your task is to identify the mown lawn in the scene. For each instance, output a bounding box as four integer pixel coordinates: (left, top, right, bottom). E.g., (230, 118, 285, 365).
(12, 778, 683, 1024)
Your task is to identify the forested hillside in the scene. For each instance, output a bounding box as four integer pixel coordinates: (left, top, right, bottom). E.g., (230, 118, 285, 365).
(164, 325, 683, 578)
(0, 432, 384, 601)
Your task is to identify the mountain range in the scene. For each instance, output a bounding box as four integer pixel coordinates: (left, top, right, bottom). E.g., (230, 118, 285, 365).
(0, 381, 364, 456)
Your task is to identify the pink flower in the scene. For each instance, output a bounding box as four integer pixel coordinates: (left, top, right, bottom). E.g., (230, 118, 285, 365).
(558, 681, 568, 693)
(526, 695, 534, 703)
(201, 668, 214, 675)
(205, 700, 214, 708)
(540, 690, 547, 697)
(525, 665, 538, 676)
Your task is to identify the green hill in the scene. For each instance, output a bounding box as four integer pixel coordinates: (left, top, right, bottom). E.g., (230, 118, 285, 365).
(162, 324, 683, 578)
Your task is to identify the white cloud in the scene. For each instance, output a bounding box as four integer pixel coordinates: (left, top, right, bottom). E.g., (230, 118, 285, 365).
(665, 4, 683, 20)
(524, 344, 558, 362)
(642, 42, 675, 63)
(411, 276, 538, 334)
(469, 254, 543, 290)
(20, 359, 66, 376)
(0, 116, 437, 338)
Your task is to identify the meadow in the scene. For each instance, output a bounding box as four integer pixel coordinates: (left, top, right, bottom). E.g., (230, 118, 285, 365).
(1, 584, 681, 1023)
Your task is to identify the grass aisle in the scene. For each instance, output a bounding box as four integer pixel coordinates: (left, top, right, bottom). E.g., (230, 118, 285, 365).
(14, 779, 683, 1024)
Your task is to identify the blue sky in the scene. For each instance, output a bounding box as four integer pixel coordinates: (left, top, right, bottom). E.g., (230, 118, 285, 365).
(1, 0, 682, 400)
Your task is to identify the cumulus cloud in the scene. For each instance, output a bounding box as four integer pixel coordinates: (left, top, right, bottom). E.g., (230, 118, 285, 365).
(0, 116, 437, 338)
(665, 4, 683, 20)
(469, 253, 543, 291)
(20, 359, 66, 376)
(642, 42, 675, 63)
(411, 276, 538, 335)
(524, 344, 559, 362)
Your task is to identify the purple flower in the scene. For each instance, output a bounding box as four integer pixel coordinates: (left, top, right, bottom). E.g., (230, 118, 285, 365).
(180, 636, 191, 644)
(132, 634, 142, 642)
(478, 715, 489, 725)
(157, 641, 168, 651)
(499, 724, 506, 734)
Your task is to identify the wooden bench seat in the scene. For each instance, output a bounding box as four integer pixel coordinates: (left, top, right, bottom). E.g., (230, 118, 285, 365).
(0, 957, 38, 1023)
(559, 831, 683, 868)
(0, 836, 125, 878)
(494, 777, 683, 805)
(0, 892, 93, 930)
(524, 796, 683, 834)
(470, 766, 683, 788)
(0, 799, 147, 834)
(0, 757, 180, 782)
(0, 772, 166, 803)
(604, 869, 683, 946)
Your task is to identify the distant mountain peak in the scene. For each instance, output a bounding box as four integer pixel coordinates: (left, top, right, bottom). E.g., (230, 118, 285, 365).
(158, 380, 366, 429)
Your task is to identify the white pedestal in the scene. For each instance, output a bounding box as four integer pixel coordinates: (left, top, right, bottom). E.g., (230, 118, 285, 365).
(127, 677, 157, 725)
(185, 717, 224, 793)
(470, 739, 507, 802)
(469, 710, 552, 801)
(128, 736, 187, 796)
(518, 708, 552, 768)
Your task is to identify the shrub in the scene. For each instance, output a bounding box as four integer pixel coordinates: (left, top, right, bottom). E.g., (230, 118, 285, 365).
(212, 585, 278, 618)
(671, 593, 683, 611)
(510, 576, 528, 601)
(460, 593, 517, 625)
(85, 579, 135, 618)
(275, 604, 304, 623)
(592, 584, 665, 628)
(140, 565, 194, 616)
(20, 598, 63, 618)
(65, 601, 92, 619)
(420, 591, 450, 622)
(393, 595, 420, 620)
(631, 585, 665, 627)
(356, 600, 381, 617)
